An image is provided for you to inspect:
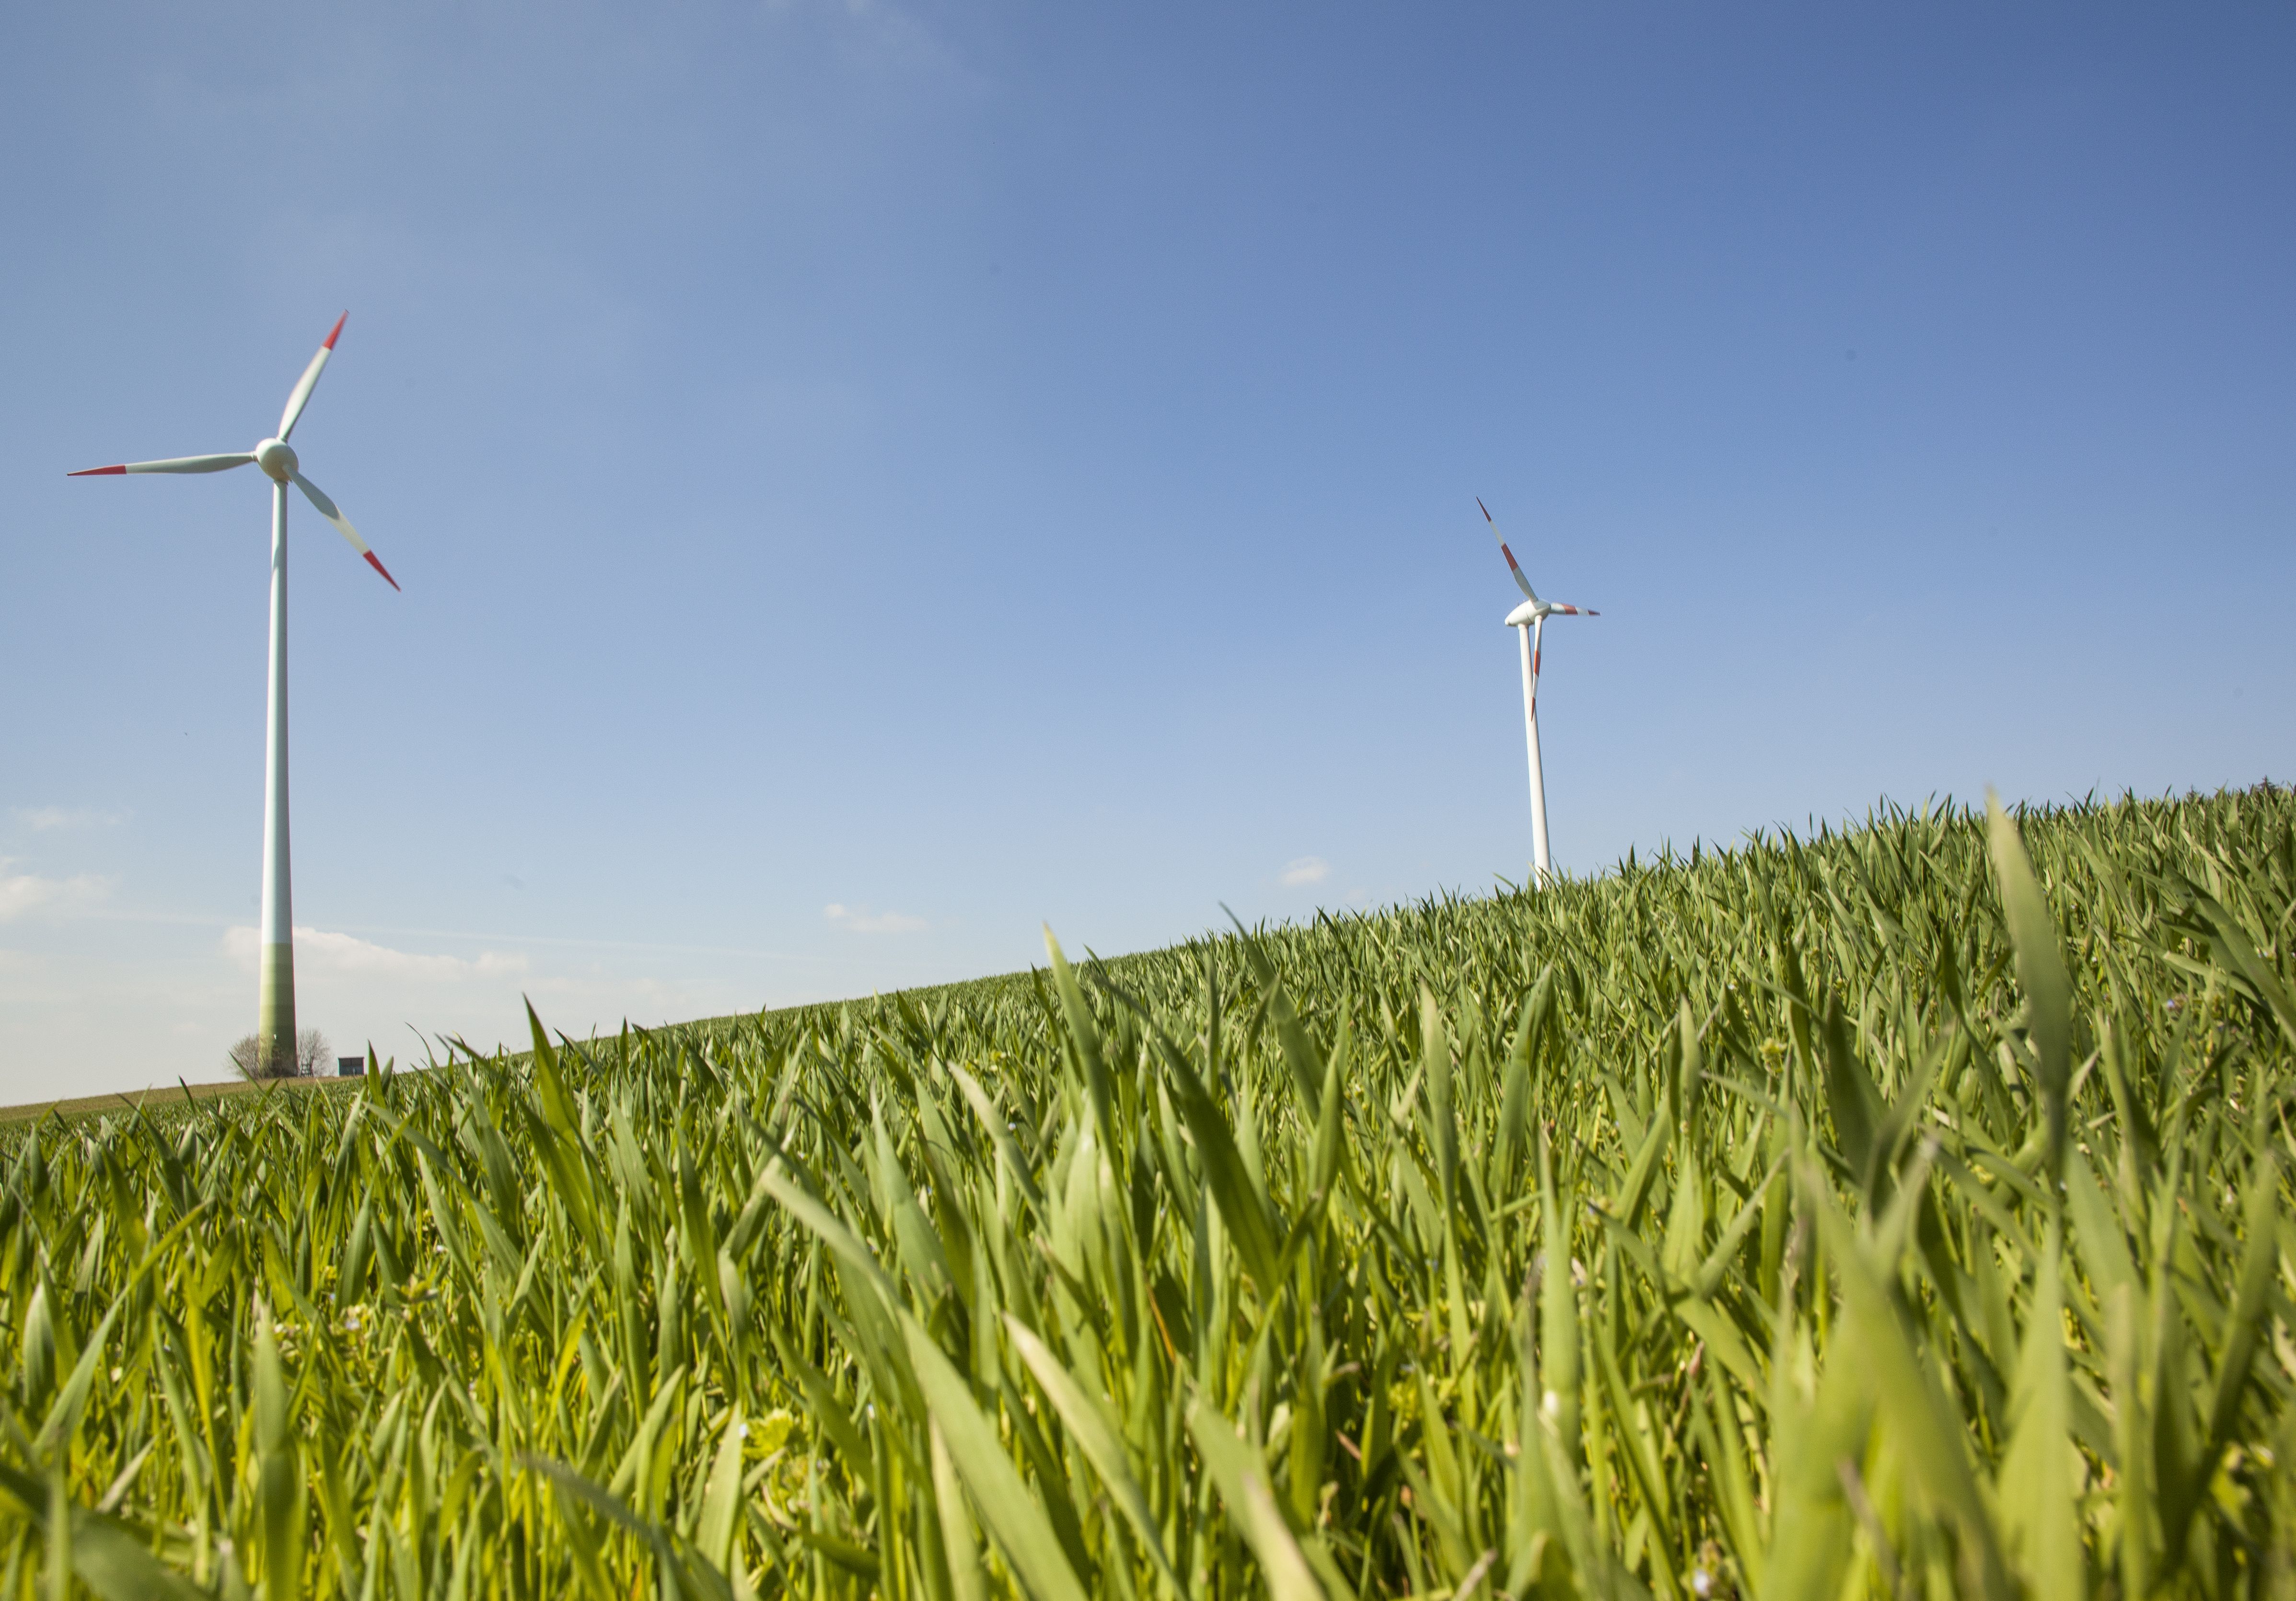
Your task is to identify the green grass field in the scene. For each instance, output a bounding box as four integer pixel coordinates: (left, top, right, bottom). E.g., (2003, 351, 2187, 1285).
(3, 787, 2291, 1598)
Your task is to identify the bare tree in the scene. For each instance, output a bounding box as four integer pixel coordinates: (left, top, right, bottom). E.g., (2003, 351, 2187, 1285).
(229, 1033, 280, 1080)
(228, 1028, 331, 1080)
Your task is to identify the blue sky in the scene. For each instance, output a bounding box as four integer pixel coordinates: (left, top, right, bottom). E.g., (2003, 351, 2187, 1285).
(3, 1, 2290, 1101)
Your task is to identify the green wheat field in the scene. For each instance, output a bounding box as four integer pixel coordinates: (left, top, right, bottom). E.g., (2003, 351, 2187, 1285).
(3, 787, 2292, 1599)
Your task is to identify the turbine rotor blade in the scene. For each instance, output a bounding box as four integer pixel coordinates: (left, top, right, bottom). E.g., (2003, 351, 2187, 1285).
(1477, 497, 1539, 603)
(1528, 613, 1544, 716)
(69, 453, 255, 476)
(277, 312, 348, 441)
(292, 470, 399, 591)
(1543, 603, 1599, 617)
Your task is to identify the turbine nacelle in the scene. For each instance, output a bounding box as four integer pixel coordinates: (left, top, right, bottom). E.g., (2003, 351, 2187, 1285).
(255, 438, 299, 482)
(1505, 597, 1595, 627)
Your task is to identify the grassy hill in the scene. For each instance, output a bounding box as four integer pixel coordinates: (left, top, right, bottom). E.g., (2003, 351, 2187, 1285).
(0, 1072, 353, 1128)
(2, 786, 2291, 1597)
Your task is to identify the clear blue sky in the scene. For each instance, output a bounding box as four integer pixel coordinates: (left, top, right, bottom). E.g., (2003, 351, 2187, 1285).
(4, 2, 2290, 1100)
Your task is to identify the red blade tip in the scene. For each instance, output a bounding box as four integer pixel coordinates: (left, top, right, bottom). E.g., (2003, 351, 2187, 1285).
(322, 312, 348, 350)
(68, 465, 126, 476)
(364, 550, 401, 592)
(1477, 497, 1493, 522)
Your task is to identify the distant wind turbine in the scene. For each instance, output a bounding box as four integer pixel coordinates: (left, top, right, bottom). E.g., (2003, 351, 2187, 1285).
(71, 313, 399, 1073)
(1479, 499, 1596, 888)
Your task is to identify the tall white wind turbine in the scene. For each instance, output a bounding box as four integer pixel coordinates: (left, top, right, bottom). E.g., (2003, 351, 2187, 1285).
(1479, 499, 1596, 888)
(71, 313, 399, 1073)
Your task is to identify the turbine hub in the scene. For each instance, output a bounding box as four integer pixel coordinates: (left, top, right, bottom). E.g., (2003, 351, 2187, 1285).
(254, 438, 299, 482)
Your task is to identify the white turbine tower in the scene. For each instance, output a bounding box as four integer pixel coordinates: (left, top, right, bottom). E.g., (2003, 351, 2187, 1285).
(1479, 499, 1596, 888)
(71, 313, 399, 1074)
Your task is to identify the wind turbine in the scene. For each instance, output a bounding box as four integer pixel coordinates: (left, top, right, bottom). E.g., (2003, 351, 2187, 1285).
(71, 313, 399, 1074)
(1479, 498, 1595, 888)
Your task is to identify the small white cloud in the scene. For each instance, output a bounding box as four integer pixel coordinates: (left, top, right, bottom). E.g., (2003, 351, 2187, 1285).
(1279, 857, 1331, 887)
(824, 902, 927, 934)
(223, 926, 529, 981)
(13, 807, 125, 832)
(0, 862, 112, 922)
